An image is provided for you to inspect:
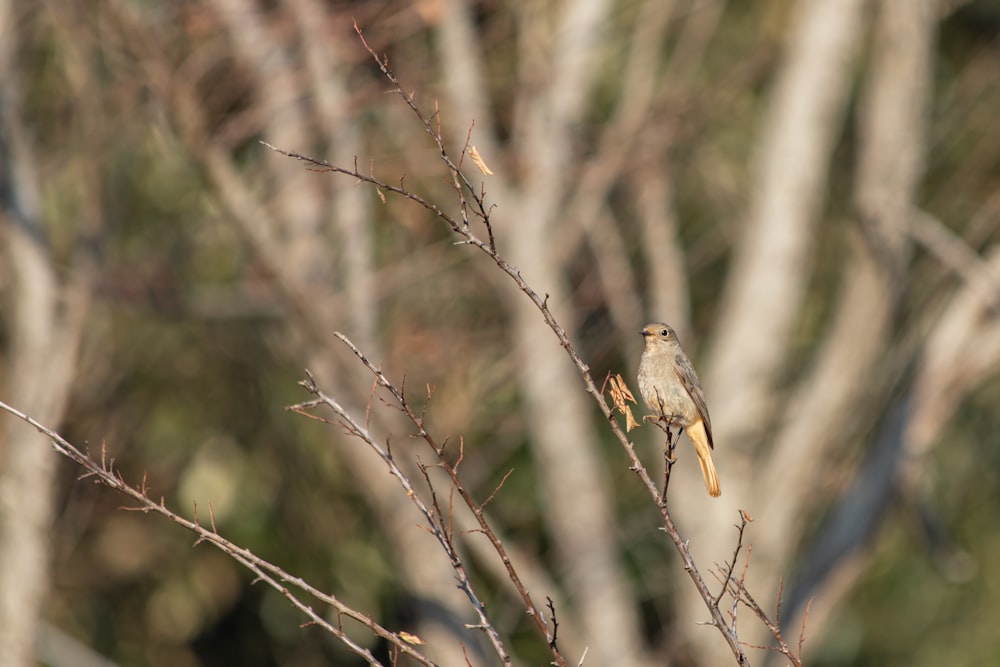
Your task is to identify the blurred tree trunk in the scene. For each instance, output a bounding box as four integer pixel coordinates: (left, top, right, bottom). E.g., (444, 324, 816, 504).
(705, 0, 868, 443)
(437, 1, 657, 663)
(505, 1, 652, 663)
(159, 0, 483, 661)
(0, 3, 94, 665)
(677, 1, 868, 661)
(688, 0, 941, 662)
(761, 0, 938, 648)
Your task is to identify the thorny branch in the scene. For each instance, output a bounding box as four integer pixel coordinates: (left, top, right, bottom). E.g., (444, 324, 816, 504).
(289, 372, 519, 666)
(0, 399, 437, 667)
(317, 334, 569, 666)
(646, 417, 680, 500)
(710, 513, 810, 667)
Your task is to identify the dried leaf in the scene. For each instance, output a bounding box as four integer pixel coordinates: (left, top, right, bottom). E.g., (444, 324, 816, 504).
(399, 631, 425, 645)
(608, 374, 640, 430)
(612, 374, 636, 403)
(624, 405, 640, 432)
(468, 145, 494, 175)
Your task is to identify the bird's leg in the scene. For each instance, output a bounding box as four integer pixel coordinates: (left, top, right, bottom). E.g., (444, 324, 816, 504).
(643, 404, 684, 501)
(661, 423, 679, 502)
(648, 392, 674, 430)
(646, 411, 683, 432)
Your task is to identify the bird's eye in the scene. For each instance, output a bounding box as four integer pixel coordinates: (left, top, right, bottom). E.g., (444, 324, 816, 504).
(660, 329, 669, 337)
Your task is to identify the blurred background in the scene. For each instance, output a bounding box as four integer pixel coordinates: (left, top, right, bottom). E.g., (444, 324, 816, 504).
(1, 1, 999, 666)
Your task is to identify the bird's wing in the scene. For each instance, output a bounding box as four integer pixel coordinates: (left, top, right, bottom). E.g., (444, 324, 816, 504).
(673, 351, 714, 448)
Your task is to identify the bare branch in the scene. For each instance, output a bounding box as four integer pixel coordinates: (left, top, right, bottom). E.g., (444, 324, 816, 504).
(0, 400, 437, 667)
(911, 209, 1000, 309)
(294, 370, 519, 665)
(328, 332, 561, 666)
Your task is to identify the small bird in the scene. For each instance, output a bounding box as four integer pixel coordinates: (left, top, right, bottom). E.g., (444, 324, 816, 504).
(637, 323, 721, 497)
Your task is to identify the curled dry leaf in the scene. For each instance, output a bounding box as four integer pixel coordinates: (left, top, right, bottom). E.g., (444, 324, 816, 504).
(399, 631, 425, 645)
(611, 374, 636, 403)
(624, 406, 639, 432)
(608, 374, 640, 432)
(468, 145, 494, 175)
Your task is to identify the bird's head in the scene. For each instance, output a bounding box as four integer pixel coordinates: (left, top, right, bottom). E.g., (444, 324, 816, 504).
(640, 323, 677, 349)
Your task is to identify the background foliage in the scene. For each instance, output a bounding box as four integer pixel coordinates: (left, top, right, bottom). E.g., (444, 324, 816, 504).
(1, 1, 999, 666)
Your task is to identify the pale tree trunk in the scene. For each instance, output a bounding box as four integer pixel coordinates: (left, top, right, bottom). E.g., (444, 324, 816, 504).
(506, 1, 653, 663)
(564, 1, 686, 347)
(679, 0, 939, 662)
(706, 0, 869, 446)
(0, 230, 89, 667)
(438, 0, 655, 663)
(906, 244, 1000, 485)
(679, 1, 869, 663)
(0, 3, 94, 665)
(754, 1, 938, 651)
(147, 0, 481, 660)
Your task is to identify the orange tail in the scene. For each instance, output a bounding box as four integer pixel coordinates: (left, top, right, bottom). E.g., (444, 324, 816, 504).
(687, 419, 721, 497)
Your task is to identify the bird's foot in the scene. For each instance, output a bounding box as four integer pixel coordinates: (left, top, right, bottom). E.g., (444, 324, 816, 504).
(645, 413, 684, 426)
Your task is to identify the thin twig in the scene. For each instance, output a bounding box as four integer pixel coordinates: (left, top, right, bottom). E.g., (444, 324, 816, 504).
(715, 512, 751, 607)
(0, 399, 436, 667)
(546, 596, 560, 650)
(729, 560, 804, 667)
(328, 332, 565, 667)
(293, 377, 517, 665)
